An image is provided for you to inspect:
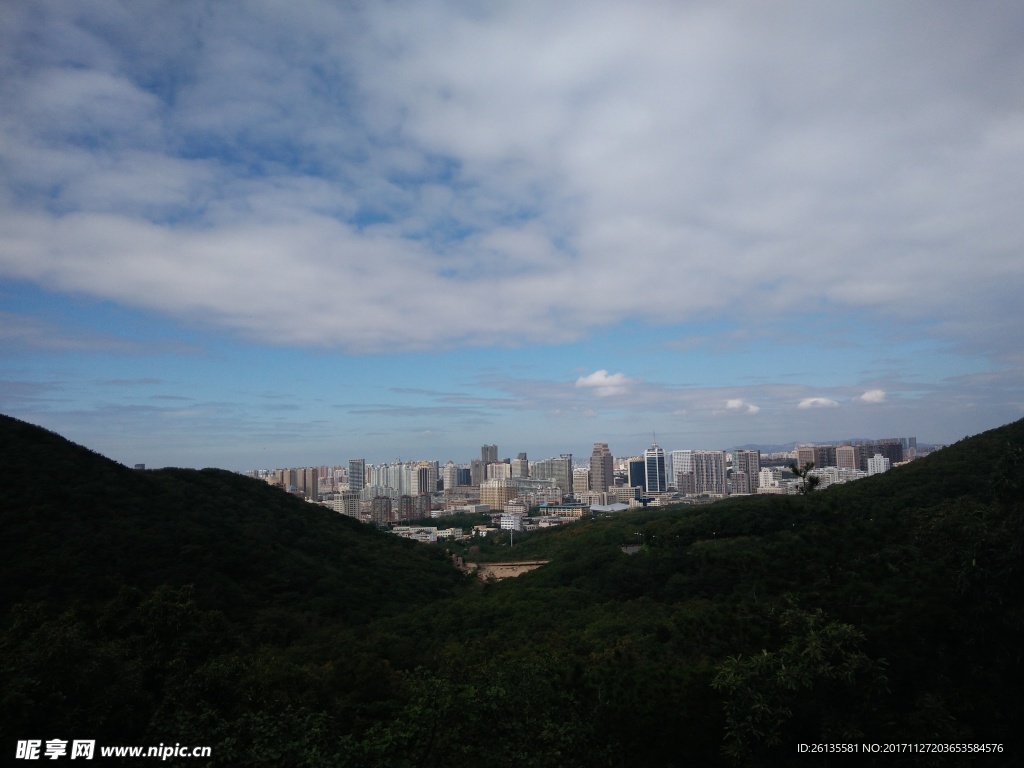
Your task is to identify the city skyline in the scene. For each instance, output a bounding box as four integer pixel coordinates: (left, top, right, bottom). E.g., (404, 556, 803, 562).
(2, 3, 1023, 470)
(246, 433, 915, 474)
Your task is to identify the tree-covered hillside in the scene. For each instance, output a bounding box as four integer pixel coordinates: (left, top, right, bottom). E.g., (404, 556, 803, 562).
(2, 413, 1021, 766)
(0, 415, 466, 624)
(0, 414, 470, 761)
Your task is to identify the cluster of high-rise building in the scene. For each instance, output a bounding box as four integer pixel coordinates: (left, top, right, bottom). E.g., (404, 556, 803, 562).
(247, 435, 918, 525)
(793, 437, 914, 473)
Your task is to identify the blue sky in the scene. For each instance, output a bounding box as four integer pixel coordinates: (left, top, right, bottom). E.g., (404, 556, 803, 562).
(2, 1, 1023, 469)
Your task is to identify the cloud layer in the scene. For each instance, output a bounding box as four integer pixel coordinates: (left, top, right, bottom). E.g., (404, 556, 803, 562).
(858, 389, 887, 404)
(575, 370, 634, 397)
(799, 397, 840, 410)
(2, 2, 1023, 467)
(2, 1, 1023, 357)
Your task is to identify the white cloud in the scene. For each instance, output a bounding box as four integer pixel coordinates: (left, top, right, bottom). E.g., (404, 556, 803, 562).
(0, 2, 1022, 360)
(798, 397, 840, 409)
(726, 398, 760, 415)
(857, 389, 887, 404)
(575, 370, 634, 397)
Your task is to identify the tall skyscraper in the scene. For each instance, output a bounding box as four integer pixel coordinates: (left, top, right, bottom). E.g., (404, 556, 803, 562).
(644, 443, 667, 494)
(442, 460, 459, 491)
(298, 467, 318, 499)
(511, 452, 529, 478)
(559, 453, 573, 499)
(480, 478, 517, 510)
(348, 459, 365, 492)
(370, 496, 393, 525)
(627, 458, 646, 491)
(836, 445, 860, 471)
(412, 461, 438, 495)
(872, 440, 904, 466)
(590, 442, 614, 493)
(733, 449, 761, 494)
(532, 455, 572, 498)
(693, 450, 728, 495)
(573, 468, 592, 493)
(486, 461, 512, 481)
(796, 446, 816, 469)
(669, 450, 693, 488)
(814, 445, 837, 469)
(481, 444, 498, 464)
(397, 495, 415, 522)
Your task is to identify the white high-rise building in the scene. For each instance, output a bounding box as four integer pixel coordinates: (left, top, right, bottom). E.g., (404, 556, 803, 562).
(669, 450, 693, 488)
(367, 461, 416, 497)
(442, 460, 459, 491)
(867, 453, 891, 475)
(487, 461, 512, 481)
(511, 453, 529, 478)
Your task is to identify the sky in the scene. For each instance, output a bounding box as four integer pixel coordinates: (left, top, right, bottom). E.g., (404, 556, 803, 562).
(2, 1, 1023, 470)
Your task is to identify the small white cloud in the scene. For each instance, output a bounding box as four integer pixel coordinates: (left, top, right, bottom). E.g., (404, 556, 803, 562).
(857, 389, 886, 404)
(798, 397, 839, 409)
(726, 398, 760, 414)
(575, 369, 633, 397)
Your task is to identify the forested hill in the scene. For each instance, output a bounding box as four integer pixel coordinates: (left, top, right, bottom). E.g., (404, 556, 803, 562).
(0, 413, 466, 626)
(2, 412, 1022, 767)
(380, 419, 1024, 766)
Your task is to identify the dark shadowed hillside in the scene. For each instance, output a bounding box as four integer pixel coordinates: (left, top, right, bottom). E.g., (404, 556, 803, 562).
(0, 414, 471, 762)
(0, 414, 466, 625)
(2, 413, 1022, 766)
